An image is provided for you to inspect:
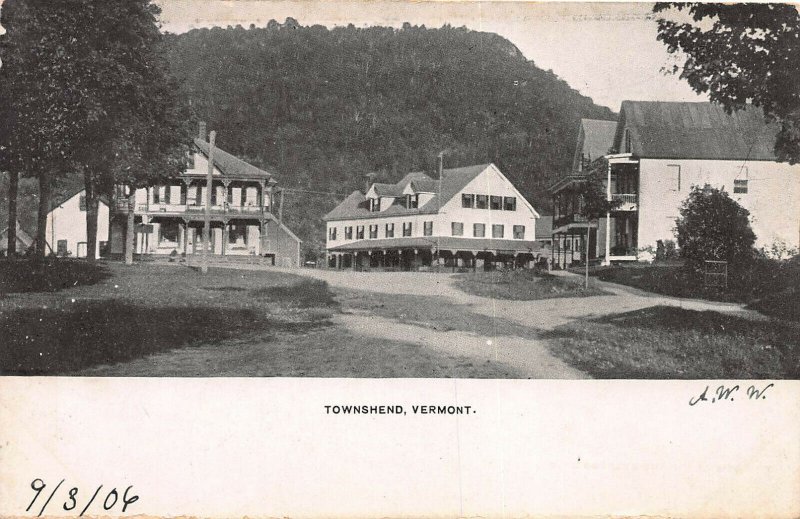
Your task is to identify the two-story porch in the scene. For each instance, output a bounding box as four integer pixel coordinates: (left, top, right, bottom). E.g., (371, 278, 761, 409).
(549, 155, 640, 267)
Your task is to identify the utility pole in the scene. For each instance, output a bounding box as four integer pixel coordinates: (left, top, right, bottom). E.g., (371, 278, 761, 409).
(202, 130, 216, 274)
(278, 189, 285, 222)
(585, 222, 591, 289)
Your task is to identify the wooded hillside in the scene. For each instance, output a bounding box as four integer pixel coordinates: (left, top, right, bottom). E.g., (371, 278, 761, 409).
(3, 20, 616, 257)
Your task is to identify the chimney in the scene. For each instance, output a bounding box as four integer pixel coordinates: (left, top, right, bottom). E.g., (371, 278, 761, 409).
(437, 152, 444, 180)
(198, 121, 207, 141)
(364, 172, 377, 193)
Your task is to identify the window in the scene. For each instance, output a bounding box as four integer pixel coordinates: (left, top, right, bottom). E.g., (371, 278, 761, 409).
(667, 164, 681, 191)
(356, 226, 364, 239)
(451, 222, 464, 236)
(503, 196, 517, 211)
(462, 194, 475, 208)
(385, 223, 394, 238)
(369, 225, 378, 239)
(734, 179, 748, 194)
(159, 221, 179, 245)
(163, 185, 172, 205)
(513, 225, 525, 239)
(473, 223, 485, 238)
(624, 128, 632, 153)
(328, 227, 337, 241)
(229, 223, 248, 246)
(402, 221, 412, 237)
(180, 185, 187, 205)
(57, 240, 68, 256)
(344, 226, 353, 240)
(423, 221, 433, 236)
(152, 187, 160, 204)
(492, 224, 504, 238)
(490, 196, 502, 210)
(406, 194, 418, 209)
(370, 198, 381, 212)
(476, 195, 488, 209)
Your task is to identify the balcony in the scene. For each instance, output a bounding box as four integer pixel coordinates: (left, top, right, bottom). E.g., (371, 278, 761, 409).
(611, 193, 638, 211)
(116, 202, 271, 217)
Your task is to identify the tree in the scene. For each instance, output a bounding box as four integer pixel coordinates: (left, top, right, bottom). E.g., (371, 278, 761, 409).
(654, 3, 800, 163)
(58, 0, 191, 264)
(0, 0, 89, 261)
(675, 185, 756, 274)
(574, 158, 621, 287)
(0, 0, 191, 265)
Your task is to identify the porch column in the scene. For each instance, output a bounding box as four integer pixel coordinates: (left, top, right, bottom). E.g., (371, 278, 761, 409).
(413, 249, 419, 270)
(182, 219, 189, 254)
(221, 219, 228, 256)
(603, 213, 611, 265)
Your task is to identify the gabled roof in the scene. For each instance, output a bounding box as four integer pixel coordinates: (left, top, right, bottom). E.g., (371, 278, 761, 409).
(0, 220, 34, 248)
(193, 138, 275, 179)
(534, 216, 553, 240)
(323, 164, 492, 221)
(50, 187, 111, 211)
(616, 101, 781, 161)
(573, 119, 617, 170)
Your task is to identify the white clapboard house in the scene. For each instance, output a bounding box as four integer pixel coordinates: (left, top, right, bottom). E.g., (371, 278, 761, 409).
(323, 163, 542, 270)
(46, 124, 302, 266)
(551, 101, 800, 267)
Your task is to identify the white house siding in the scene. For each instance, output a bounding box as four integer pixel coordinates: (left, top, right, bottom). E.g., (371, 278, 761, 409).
(325, 166, 538, 249)
(46, 192, 110, 258)
(436, 166, 537, 241)
(638, 158, 800, 250)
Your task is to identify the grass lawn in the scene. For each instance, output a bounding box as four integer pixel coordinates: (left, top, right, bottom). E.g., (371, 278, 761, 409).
(336, 288, 542, 340)
(592, 258, 800, 322)
(454, 269, 608, 301)
(1, 262, 524, 377)
(544, 306, 800, 379)
(0, 258, 110, 293)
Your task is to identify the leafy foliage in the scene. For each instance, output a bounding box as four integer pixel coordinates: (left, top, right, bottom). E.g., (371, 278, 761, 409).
(675, 185, 756, 273)
(654, 3, 800, 163)
(0, 0, 193, 260)
(574, 157, 621, 221)
(164, 21, 616, 255)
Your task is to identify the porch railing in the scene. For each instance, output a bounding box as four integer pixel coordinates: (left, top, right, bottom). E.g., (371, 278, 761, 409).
(611, 193, 637, 204)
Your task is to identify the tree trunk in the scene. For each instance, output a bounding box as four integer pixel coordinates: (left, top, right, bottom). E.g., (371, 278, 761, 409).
(34, 174, 51, 262)
(125, 191, 135, 265)
(84, 174, 99, 263)
(7, 170, 18, 256)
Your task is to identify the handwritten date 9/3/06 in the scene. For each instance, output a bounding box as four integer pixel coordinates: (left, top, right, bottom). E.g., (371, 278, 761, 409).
(26, 479, 138, 517)
(689, 383, 774, 406)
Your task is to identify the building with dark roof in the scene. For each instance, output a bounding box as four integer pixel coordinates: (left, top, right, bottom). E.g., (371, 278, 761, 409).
(0, 220, 34, 256)
(550, 101, 800, 267)
(323, 163, 543, 270)
(104, 123, 301, 266)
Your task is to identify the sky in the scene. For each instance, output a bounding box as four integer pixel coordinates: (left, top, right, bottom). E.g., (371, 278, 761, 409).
(155, 0, 706, 110)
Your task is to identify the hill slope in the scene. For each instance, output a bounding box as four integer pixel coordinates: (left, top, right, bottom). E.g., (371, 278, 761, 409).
(2, 21, 615, 256)
(165, 21, 615, 257)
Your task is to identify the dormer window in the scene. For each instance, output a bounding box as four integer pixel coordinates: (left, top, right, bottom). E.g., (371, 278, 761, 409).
(406, 194, 418, 209)
(370, 198, 381, 212)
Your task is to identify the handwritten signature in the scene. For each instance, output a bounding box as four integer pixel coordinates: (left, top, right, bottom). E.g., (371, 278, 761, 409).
(26, 479, 138, 517)
(689, 383, 774, 406)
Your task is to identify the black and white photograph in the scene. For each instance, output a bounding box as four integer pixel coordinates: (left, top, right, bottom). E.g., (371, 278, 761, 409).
(0, 1, 798, 517)
(1, 1, 798, 379)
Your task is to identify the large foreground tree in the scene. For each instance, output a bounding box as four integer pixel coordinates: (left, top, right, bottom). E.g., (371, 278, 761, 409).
(654, 3, 800, 163)
(0, 0, 191, 264)
(0, 0, 86, 260)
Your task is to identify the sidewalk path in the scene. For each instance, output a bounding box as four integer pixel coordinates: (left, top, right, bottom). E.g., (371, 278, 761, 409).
(193, 263, 762, 378)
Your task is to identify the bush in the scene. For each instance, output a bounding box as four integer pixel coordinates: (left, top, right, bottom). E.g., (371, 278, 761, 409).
(676, 185, 756, 274)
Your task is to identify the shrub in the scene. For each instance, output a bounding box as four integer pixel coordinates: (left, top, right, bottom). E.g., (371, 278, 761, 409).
(675, 185, 756, 274)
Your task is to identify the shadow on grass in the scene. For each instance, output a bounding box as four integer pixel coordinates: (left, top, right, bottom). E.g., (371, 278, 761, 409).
(544, 306, 800, 379)
(0, 300, 328, 375)
(0, 258, 111, 294)
(249, 279, 339, 308)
